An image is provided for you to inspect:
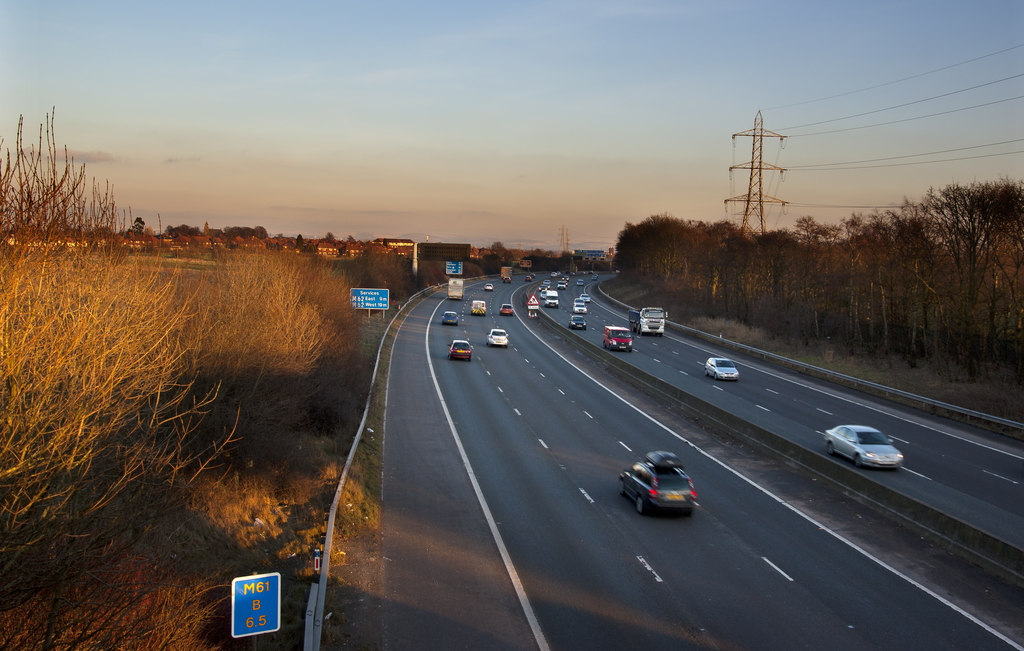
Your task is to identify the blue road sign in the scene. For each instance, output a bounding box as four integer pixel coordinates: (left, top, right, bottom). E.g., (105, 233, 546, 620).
(350, 288, 390, 310)
(231, 572, 280, 638)
(446, 260, 463, 275)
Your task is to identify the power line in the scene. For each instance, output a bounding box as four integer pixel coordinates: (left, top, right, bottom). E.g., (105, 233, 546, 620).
(778, 72, 1024, 131)
(767, 43, 1024, 111)
(783, 94, 1024, 137)
(789, 138, 1024, 169)
(787, 202, 902, 209)
(791, 149, 1024, 171)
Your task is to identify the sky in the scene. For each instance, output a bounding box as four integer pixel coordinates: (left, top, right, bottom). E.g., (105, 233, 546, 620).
(2, 1, 1022, 251)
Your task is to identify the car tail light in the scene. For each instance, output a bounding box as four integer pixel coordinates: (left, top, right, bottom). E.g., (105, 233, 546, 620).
(688, 479, 697, 499)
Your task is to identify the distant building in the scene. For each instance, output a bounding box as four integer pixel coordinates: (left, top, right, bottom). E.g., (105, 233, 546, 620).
(374, 238, 415, 256)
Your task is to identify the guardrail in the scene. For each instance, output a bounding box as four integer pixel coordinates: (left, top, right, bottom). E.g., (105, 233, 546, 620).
(527, 285, 1024, 584)
(596, 288, 1024, 440)
(307, 283, 441, 651)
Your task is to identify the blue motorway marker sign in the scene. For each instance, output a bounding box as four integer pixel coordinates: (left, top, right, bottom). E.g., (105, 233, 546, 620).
(231, 572, 280, 638)
(350, 288, 390, 310)
(445, 260, 463, 275)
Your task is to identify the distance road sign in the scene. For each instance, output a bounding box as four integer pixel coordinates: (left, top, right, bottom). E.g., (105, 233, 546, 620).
(351, 288, 390, 310)
(231, 572, 280, 638)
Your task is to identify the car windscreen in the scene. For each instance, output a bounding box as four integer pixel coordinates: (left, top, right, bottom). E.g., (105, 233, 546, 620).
(716, 359, 735, 368)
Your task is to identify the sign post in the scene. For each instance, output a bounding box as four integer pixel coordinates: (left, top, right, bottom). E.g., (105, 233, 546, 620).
(231, 572, 281, 639)
(527, 293, 539, 318)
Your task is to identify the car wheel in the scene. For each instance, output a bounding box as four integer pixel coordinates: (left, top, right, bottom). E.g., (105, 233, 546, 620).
(619, 478, 627, 496)
(635, 495, 646, 514)
(826, 441, 835, 456)
(854, 454, 864, 468)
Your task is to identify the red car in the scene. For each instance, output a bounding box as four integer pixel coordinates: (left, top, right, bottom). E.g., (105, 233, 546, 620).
(448, 339, 472, 361)
(499, 303, 514, 316)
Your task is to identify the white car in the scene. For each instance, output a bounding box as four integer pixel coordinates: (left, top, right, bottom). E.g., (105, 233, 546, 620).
(487, 328, 509, 347)
(705, 357, 739, 380)
(484, 283, 494, 291)
(573, 301, 587, 314)
(824, 425, 903, 469)
(576, 279, 584, 286)
(580, 293, 591, 303)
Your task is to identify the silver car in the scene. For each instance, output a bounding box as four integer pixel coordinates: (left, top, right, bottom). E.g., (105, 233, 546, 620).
(486, 328, 509, 347)
(705, 357, 739, 381)
(824, 425, 903, 469)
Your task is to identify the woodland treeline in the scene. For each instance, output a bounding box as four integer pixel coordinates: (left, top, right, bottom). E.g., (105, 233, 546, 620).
(615, 179, 1024, 381)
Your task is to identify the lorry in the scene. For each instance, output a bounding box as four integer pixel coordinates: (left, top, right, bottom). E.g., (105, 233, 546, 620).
(500, 266, 512, 283)
(447, 278, 464, 300)
(628, 307, 666, 336)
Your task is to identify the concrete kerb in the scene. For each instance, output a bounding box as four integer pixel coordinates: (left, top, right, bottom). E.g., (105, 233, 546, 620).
(529, 286, 1024, 585)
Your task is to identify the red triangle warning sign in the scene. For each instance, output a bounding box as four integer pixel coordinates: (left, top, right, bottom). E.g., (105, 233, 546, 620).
(527, 294, 540, 306)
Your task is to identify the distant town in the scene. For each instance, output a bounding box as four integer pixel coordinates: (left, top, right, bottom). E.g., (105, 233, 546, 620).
(120, 222, 615, 261)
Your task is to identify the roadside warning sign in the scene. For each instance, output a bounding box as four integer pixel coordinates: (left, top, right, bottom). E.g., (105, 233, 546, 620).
(527, 294, 539, 307)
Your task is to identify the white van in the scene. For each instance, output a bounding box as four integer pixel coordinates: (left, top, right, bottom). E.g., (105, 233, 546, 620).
(543, 290, 559, 308)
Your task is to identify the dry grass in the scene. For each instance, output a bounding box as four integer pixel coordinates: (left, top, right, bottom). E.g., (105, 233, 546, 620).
(0, 245, 386, 649)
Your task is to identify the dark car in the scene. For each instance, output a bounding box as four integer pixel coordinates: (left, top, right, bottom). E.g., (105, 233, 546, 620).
(619, 451, 697, 516)
(441, 311, 459, 325)
(568, 315, 587, 330)
(448, 339, 472, 361)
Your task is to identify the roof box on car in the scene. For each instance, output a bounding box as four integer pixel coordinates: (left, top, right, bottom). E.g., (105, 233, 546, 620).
(645, 450, 684, 470)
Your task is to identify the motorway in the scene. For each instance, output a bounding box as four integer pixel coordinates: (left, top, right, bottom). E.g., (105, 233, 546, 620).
(538, 275, 1024, 549)
(377, 275, 1024, 650)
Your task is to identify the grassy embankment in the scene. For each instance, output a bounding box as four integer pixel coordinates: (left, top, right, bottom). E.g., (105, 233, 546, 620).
(1, 249, 393, 649)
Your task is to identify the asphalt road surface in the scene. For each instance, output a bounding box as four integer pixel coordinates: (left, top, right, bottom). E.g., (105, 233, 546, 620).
(375, 278, 1024, 650)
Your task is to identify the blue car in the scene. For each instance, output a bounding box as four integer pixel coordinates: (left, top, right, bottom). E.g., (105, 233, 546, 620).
(441, 311, 459, 325)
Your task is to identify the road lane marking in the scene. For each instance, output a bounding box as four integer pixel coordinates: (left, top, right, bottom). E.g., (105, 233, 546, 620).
(817, 408, 833, 415)
(982, 469, 1019, 484)
(636, 556, 664, 583)
(538, 439, 548, 448)
(763, 557, 794, 581)
(583, 411, 594, 419)
(424, 302, 551, 651)
(579, 488, 595, 504)
(458, 298, 1020, 649)
(514, 408, 521, 416)
(619, 441, 633, 452)
(757, 405, 771, 412)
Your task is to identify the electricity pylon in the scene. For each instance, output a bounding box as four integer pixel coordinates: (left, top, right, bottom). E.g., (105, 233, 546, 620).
(725, 111, 787, 236)
(558, 225, 570, 254)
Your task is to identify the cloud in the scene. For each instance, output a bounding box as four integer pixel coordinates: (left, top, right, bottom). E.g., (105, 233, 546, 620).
(69, 150, 116, 163)
(163, 156, 202, 164)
